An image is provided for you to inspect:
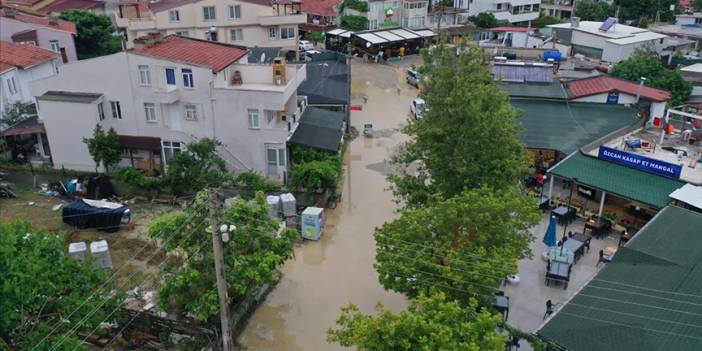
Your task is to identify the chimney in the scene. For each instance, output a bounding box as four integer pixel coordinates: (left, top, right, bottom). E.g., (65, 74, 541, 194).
(3, 7, 17, 18)
(571, 17, 580, 28)
(272, 57, 287, 85)
(133, 32, 163, 49)
(49, 16, 59, 26)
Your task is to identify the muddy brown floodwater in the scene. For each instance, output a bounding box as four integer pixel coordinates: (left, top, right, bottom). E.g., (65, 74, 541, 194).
(237, 58, 422, 350)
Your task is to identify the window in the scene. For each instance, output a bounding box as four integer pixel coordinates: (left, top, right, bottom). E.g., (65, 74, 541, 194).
(6, 77, 18, 95)
(184, 104, 198, 120)
(267, 148, 286, 166)
(230, 28, 243, 41)
(269, 27, 277, 39)
(97, 102, 105, 121)
(49, 40, 60, 52)
(280, 27, 295, 40)
(248, 109, 260, 129)
(264, 110, 277, 127)
(228, 5, 241, 19)
(138, 65, 151, 85)
(182, 68, 194, 88)
(162, 141, 184, 164)
(169, 10, 180, 22)
(660, 38, 664, 44)
(165, 68, 176, 86)
(110, 101, 122, 119)
(203, 6, 216, 20)
(120, 148, 130, 157)
(144, 103, 156, 122)
(370, 1, 383, 13)
(175, 31, 189, 37)
(369, 19, 378, 30)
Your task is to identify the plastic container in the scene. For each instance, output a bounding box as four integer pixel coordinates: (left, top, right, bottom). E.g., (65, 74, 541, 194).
(279, 193, 297, 217)
(543, 50, 562, 62)
(90, 240, 113, 269)
(266, 195, 281, 219)
(301, 207, 324, 240)
(68, 241, 87, 260)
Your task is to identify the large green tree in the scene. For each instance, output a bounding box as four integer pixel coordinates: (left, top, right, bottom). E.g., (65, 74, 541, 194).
(389, 43, 529, 208)
(574, 0, 615, 21)
(58, 10, 122, 59)
(614, 0, 678, 23)
(83, 124, 120, 172)
(374, 187, 539, 301)
(0, 221, 122, 350)
(327, 293, 507, 351)
(148, 191, 296, 321)
(163, 138, 227, 194)
(0, 101, 34, 128)
(468, 12, 499, 28)
(610, 51, 692, 106)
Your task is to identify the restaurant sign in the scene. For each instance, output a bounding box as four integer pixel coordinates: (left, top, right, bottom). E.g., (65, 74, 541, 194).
(598, 146, 682, 179)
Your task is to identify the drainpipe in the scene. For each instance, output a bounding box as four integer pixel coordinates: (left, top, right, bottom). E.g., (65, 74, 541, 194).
(635, 76, 646, 103)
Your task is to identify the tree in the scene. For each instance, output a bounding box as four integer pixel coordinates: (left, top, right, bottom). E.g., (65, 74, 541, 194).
(305, 31, 325, 44)
(614, 0, 678, 23)
(289, 146, 342, 192)
(327, 293, 507, 351)
(532, 14, 561, 28)
(695, 0, 702, 11)
(162, 138, 227, 194)
(610, 52, 693, 106)
(0, 101, 34, 128)
(389, 43, 529, 208)
(58, 10, 122, 59)
(468, 12, 498, 28)
(574, 0, 614, 21)
(83, 124, 120, 172)
(340, 15, 369, 31)
(148, 191, 296, 321)
(0, 220, 122, 350)
(374, 187, 540, 301)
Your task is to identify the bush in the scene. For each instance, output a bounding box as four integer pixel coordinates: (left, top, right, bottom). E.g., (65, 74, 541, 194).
(232, 171, 281, 199)
(290, 146, 342, 192)
(341, 15, 369, 31)
(112, 166, 161, 190)
(340, 0, 369, 12)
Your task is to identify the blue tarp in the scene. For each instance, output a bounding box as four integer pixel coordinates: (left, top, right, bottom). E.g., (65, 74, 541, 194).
(62, 199, 126, 233)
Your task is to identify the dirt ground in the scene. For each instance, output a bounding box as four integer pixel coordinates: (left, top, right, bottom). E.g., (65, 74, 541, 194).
(0, 182, 176, 290)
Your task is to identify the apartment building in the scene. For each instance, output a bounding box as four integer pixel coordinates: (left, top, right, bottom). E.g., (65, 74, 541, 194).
(115, 0, 306, 54)
(540, 0, 574, 20)
(0, 40, 60, 115)
(0, 4, 78, 62)
(454, 0, 540, 24)
(341, 0, 429, 31)
(30, 35, 308, 179)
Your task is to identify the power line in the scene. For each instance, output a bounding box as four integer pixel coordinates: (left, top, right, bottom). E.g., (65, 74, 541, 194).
(577, 293, 702, 318)
(585, 284, 702, 309)
(591, 278, 702, 300)
(32, 205, 207, 351)
(566, 302, 702, 330)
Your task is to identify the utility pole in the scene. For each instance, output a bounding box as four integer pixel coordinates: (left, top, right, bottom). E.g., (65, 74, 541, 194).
(209, 188, 233, 351)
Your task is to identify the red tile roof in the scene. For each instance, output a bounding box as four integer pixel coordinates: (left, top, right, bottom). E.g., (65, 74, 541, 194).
(39, 0, 103, 13)
(490, 26, 529, 32)
(0, 61, 15, 73)
(143, 0, 272, 13)
(0, 40, 59, 69)
(131, 35, 248, 72)
(0, 3, 77, 33)
(302, 0, 338, 16)
(565, 76, 672, 102)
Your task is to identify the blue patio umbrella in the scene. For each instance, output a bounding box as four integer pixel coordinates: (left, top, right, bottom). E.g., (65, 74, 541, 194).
(543, 216, 557, 248)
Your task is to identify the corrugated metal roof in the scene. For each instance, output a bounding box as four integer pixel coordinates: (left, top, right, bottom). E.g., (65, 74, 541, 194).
(565, 76, 672, 102)
(538, 206, 702, 351)
(669, 184, 702, 209)
(549, 151, 685, 208)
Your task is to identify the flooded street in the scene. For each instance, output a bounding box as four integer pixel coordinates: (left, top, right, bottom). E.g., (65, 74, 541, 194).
(237, 58, 421, 350)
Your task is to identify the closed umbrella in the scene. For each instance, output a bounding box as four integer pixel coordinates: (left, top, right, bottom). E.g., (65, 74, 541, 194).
(543, 216, 557, 247)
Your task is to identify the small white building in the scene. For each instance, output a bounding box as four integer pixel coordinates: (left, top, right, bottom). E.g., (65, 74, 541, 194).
(30, 35, 310, 180)
(548, 19, 668, 63)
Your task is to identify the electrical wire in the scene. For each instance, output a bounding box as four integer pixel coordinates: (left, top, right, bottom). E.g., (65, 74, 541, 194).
(590, 278, 702, 299)
(554, 312, 702, 342)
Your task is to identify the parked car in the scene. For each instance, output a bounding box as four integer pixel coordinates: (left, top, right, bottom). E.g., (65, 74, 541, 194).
(410, 98, 427, 120)
(406, 68, 422, 88)
(299, 40, 315, 51)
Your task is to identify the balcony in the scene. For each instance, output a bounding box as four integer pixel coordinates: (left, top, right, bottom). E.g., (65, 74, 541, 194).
(259, 13, 306, 26)
(153, 87, 180, 104)
(215, 64, 307, 110)
(493, 10, 539, 23)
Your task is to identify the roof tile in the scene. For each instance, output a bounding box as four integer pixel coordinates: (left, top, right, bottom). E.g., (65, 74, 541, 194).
(565, 76, 671, 102)
(0, 40, 59, 69)
(131, 35, 247, 72)
(0, 3, 77, 33)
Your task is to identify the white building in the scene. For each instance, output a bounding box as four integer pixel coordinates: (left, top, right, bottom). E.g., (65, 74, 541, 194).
(30, 35, 310, 179)
(0, 40, 60, 116)
(115, 0, 306, 54)
(548, 19, 668, 63)
(540, 0, 574, 20)
(454, 0, 541, 24)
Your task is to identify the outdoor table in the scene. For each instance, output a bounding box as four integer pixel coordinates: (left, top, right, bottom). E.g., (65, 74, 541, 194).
(548, 246, 574, 264)
(538, 196, 550, 210)
(570, 233, 592, 252)
(552, 206, 569, 224)
(585, 218, 611, 238)
(493, 295, 510, 321)
(562, 239, 585, 261)
(545, 261, 570, 289)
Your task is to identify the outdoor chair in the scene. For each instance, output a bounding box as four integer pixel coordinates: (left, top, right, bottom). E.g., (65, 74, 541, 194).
(597, 250, 613, 266)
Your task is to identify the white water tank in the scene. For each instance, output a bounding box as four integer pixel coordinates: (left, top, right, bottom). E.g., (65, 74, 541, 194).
(90, 240, 113, 269)
(279, 193, 297, 217)
(266, 195, 281, 219)
(68, 241, 87, 260)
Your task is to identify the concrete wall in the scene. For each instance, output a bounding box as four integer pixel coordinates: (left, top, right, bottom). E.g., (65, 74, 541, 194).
(0, 59, 58, 114)
(572, 30, 607, 49)
(602, 39, 664, 63)
(0, 17, 78, 62)
(572, 93, 667, 120)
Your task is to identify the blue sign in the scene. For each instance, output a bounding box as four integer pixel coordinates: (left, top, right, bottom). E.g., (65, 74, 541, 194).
(606, 91, 619, 104)
(598, 146, 682, 179)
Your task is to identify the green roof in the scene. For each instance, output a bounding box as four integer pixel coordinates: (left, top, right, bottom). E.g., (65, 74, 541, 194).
(513, 100, 638, 153)
(538, 206, 702, 351)
(549, 152, 684, 208)
(289, 107, 344, 152)
(498, 80, 567, 99)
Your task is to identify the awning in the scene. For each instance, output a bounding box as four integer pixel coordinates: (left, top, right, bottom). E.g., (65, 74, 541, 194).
(356, 33, 388, 44)
(413, 29, 436, 37)
(549, 151, 686, 209)
(1, 116, 44, 137)
(289, 107, 344, 152)
(118, 135, 161, 151)
(669, 184, 702, 209)
(389, 29, 420, 39)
